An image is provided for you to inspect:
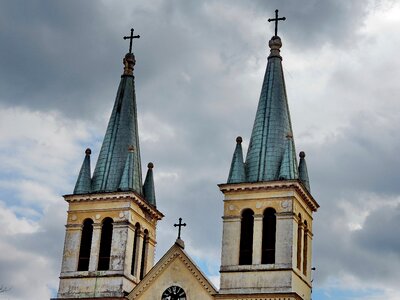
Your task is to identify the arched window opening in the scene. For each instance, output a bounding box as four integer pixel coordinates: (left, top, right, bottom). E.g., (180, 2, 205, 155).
(303, 221, 308, 275)
(261, 208, 276, 264)
(139, 229, 149, 279)
(98, 217, 113, 271)
(239, 209, 254, 265)
(77, 219, 94, 271)
(296, 214, 302, 270)
(131, 223, 140, 276)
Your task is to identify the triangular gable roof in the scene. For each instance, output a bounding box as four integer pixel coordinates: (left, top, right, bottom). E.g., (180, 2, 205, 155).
(128, 241, 217, 299)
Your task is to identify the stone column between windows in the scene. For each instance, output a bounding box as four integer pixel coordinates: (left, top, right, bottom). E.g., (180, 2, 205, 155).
(304, 229, 313, 278)
(252, 214, 263, 265)
(88, 223, 102, 272)
(123, 223, 135, 277)
(134, 229, 145, 278)
(275, 211, 295, 268)
(110, 221, 129, 271)
(221, 216, 241, 266)
(61, 224, 82, 273)
(146, 236, 157, 274)
(296, 221, 304, 271)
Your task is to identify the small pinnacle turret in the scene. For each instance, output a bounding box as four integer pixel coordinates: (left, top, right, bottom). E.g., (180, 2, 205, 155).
(143, 162, 156, 206)
(298, 151, 310, 192)
(73, 148, 92, 194)
(227, 136, 245, 183)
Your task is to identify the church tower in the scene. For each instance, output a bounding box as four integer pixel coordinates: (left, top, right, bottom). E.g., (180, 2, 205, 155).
(218, 12, 319, 300)
(56, 29, 163, 299)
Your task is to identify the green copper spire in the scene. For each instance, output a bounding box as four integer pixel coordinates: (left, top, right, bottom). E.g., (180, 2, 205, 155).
(298, 151, 310, 192)
(227, 137, 246, 183)
(91, 52, 143, 194)
(73, 148, 92, 194)
(244, 36, 298, 182)
(143, 162, 156, 206)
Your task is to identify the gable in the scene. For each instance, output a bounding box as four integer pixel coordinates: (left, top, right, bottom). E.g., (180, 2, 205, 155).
(128, 243, 216, 300)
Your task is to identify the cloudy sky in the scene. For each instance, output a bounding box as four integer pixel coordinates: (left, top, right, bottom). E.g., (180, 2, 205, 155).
(0, 0, 400, 299)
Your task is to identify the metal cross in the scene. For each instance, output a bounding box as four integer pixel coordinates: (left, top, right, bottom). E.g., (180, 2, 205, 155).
(123, 28, 140, 54)
(174, 218, 186, 239)
(268, 9, 286, 37)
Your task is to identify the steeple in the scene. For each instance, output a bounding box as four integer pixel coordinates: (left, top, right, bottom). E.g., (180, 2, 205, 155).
(90, 51, 143, 194)
(57, 30, 164, 300)
(73, 148, 92, 194)
(244, 34, 298, 182)
(219, 14, 319, 300)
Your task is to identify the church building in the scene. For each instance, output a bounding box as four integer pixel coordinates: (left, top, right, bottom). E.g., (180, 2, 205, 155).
(54, 12, 319, 300)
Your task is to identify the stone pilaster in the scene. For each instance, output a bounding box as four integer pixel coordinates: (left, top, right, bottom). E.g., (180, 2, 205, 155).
(60, 224, 82, 273)
(110, 221, 129, 271)
(275, 211, 294, 267)
(220, 216, 241, 266)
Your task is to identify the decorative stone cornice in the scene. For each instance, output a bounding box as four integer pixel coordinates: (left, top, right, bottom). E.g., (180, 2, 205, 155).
(64, 191, 164, 221)
(218, 180, 319, 212)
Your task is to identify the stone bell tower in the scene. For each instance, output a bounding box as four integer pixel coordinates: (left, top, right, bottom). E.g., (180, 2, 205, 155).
(217, 11, 319, 300)
(55, 29, 163, 299)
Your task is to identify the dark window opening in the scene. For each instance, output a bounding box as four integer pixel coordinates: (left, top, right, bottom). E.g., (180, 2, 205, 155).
(131, 223, 140, 276)
(98, 217, 113, 271)
(261, 208, 276, 264)
(239, 209, 254, 265)
(140, 229, 149, 279)
(77, 219, 94, 271)
(297, 214, 302, 270)
(303, 221, 308, 275)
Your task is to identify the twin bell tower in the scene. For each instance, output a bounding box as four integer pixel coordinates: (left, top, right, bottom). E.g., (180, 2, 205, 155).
(55, 11, 319, 300)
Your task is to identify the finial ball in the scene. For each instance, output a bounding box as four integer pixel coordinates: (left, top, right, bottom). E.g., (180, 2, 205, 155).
(236, 136, 243, 144)
(269, 36, 282, 50)
(148, 162, 154, 169)
(85, 148, 92, 155)
(299, 151, 306, 158)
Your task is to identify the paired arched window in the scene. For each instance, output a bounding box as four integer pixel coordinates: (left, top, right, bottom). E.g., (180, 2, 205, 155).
(297, 214, 302, 270)
(77, 219, 94, 271)
(139, 229, 149, 279)
(98, 217, 113, 271)
(303, 220, 308, 275)
(261, 208, 276, 264)
(131, 223, 140, 276)
(239, 209, 254, 265)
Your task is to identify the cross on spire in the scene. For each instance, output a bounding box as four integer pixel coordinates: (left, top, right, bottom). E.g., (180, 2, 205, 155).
(268, 9, 286, 37)
(123, 28, 140, 54)
(174, 218, 186, 239)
